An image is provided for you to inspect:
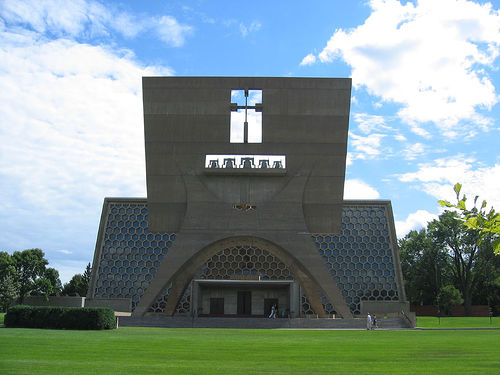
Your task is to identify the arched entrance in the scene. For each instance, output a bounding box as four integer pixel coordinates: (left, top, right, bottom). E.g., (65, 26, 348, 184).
(146, 236, 344, 317)
(150, 244, 299, 317)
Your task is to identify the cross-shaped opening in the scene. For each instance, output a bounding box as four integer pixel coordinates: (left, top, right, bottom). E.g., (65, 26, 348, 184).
(230, 89, 262, 143)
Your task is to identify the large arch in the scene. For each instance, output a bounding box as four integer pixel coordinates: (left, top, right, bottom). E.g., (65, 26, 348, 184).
(152, 235, 351, 318)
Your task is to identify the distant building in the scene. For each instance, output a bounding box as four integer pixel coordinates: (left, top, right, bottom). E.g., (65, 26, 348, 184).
(88, 77, 406, 318)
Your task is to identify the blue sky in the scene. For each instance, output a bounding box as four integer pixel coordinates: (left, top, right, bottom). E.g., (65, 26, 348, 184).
(1, 0, 499, 283)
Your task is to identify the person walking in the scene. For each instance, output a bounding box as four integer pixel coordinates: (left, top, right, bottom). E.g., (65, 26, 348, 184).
(269, 304, 276, 319)
(366, 312, 372, 330)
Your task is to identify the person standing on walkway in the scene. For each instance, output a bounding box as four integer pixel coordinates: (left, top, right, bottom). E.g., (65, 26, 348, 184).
(366, 313, 372, 330)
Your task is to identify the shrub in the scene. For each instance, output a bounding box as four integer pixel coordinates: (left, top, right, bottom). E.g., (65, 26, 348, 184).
(437, 285, 464, 315)
(4, 305, 116, 330)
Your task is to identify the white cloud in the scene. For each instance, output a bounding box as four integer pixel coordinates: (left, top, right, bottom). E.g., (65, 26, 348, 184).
(318, 0, 500, 135)
(344, 179, 380, 199)
(346, 153, 353, 166)
(0, 0, 192, 46)
(409, 124, 431, 138)
(398, 156, 500, 210)
(349, 132, 386, 160)
(354, 113, 394, 134)
(403, 142, 426, 160)
(0, 19, 172, 264)
(239, 20, 261, 37)
(395, 209, 437, 237)
(394, 134, 406, 142)
(300, 53, 316, 66)
(155, 15, 193, 47)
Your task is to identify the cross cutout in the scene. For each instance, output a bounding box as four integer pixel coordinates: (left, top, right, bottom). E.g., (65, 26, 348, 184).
(230, 89, 262, 143)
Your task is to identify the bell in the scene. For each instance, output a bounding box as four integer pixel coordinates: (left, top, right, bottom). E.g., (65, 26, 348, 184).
(224, 158, 236, 168)
(273, 160, 283, 169)
(259, 159, 270, 168)
(208, 160, 219, 168)
(240, 157, 254, 169)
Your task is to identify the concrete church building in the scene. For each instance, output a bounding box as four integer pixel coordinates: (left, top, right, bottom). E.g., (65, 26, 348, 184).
(88, 77, 408, 322)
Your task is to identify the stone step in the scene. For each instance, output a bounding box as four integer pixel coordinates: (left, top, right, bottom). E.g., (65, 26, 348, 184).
(118, 316, 412, 329)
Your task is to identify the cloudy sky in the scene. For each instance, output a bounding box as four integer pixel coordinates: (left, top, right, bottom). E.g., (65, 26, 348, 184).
(1, 0, 499, 283)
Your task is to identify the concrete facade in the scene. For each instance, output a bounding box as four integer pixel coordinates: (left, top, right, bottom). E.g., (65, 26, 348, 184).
(88, 77, 407, 319)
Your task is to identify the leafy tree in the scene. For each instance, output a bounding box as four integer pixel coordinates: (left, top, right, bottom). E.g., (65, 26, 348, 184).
(32, 267, 62, 297)
(399, 229, 450, 305)
(470, 242, 500, 308)
(0, 273, 19, 312)
(439, 183, 500, 254)
(44, 267, 62, 294)
(437, 285, 463, 315)
(62, 274, 87, 296)
(429, 211, 492, 315)
(12, 248, 49, 303)
(62, 263, 92, 297)
(1, 252, 21, 310)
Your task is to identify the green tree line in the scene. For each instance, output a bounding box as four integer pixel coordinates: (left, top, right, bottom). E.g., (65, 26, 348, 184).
(0, 249, 91, 312)
(399, 184, 500, 315)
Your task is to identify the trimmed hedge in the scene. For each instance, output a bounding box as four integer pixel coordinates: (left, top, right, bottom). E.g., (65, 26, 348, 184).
(5, 305, 116, 330)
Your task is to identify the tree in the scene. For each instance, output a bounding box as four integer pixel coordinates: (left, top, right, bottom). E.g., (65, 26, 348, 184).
(0, 273, 19, 312)
(0, 251, 20, 311)
(62, 274, 86, 296)
(62, 263, 92, 297)
(470, 242, 500, 309)
(83, 263, 92, 289)
(399, 229, 451, 305)
(0, 251, 15, 280)
(429, 211, 484, 315)
(437, 285, 463, 315)
(439, 183, 500, 255)
(12, 248, 49, 303)
(32, 267, 62, 297)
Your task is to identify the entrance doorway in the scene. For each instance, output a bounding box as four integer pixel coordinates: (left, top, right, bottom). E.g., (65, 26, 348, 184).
(210, 297, 224, 314)
(237, 291, 252, 315)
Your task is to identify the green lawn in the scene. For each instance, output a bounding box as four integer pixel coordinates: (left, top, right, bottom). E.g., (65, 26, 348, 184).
(417, 316, 500, 328)
(1, 326, 499, 375)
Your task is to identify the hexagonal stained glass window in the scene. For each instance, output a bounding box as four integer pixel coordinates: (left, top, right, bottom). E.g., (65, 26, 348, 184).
(93, 201, 176, 311)
(311, 205, 400, 315)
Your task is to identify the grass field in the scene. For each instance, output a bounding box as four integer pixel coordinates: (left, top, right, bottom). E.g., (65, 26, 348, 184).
(1, 324, 499, 375)
(416, 316, 500, 328)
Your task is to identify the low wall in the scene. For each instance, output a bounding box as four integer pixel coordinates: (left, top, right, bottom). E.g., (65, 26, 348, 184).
(411, 305, 490, 316)
(23, 296, 85, 308)
(360, 301, 410, 315)
(85, 298, 131, 312)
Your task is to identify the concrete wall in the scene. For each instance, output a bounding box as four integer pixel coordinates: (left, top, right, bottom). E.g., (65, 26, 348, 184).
(360, 301, 410, 315)
(85, 298, 131, 312)
(143, 77, 351, 234)
(21, 296, 131, 312)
